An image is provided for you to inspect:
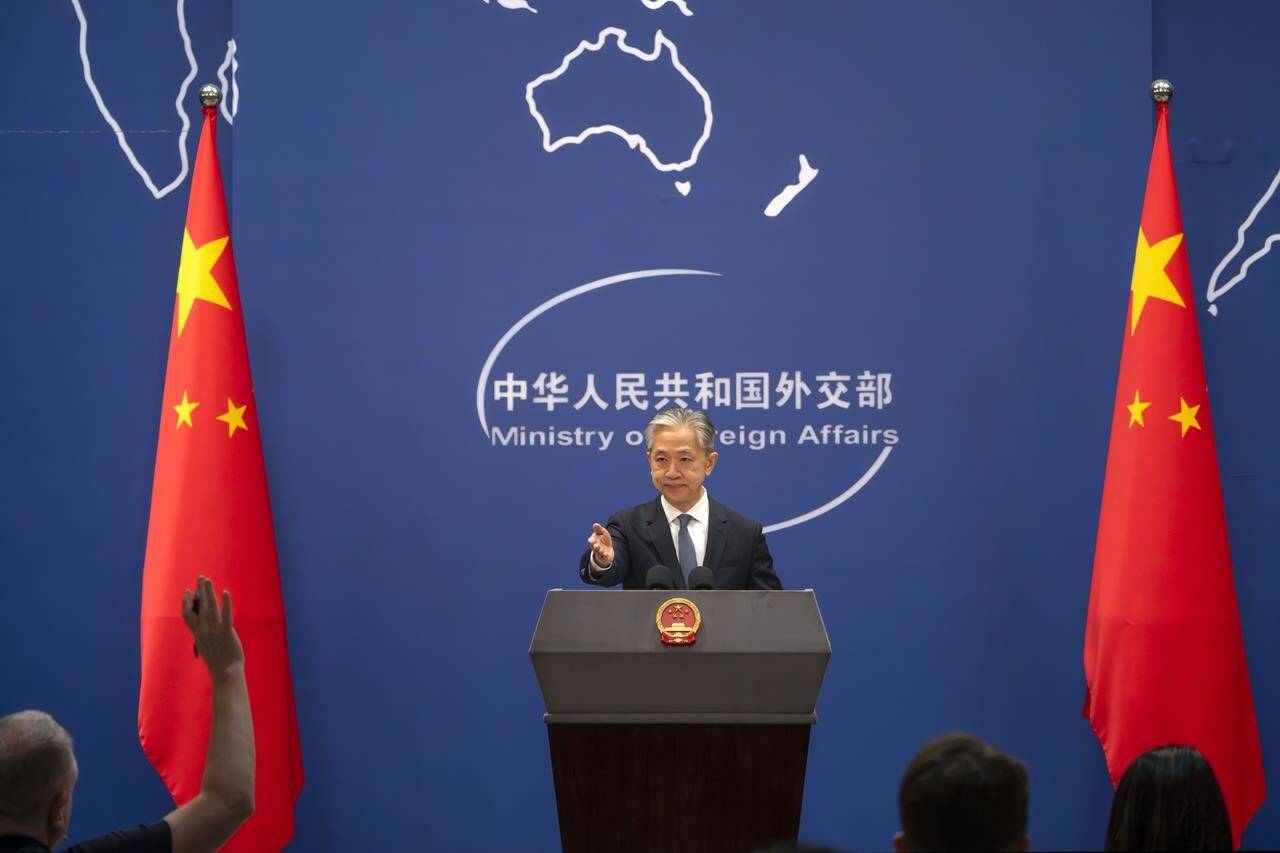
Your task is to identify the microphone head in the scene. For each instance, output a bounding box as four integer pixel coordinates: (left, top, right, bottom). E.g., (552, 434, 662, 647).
(688, 566, 716, 591)
(645, 564, 675, 591)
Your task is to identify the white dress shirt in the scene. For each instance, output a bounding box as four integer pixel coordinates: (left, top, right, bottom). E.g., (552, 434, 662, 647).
(590, 488, 711, 576)
(660, 488, 709, 569)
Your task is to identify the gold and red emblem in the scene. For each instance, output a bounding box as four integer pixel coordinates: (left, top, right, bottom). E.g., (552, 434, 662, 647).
(656, 597, 702, 646)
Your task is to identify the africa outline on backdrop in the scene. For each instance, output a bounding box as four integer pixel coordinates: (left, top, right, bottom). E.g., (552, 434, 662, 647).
(73, 0, 817, 216)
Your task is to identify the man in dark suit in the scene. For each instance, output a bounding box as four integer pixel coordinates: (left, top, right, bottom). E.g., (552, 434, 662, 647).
(580, 409, 782, 590)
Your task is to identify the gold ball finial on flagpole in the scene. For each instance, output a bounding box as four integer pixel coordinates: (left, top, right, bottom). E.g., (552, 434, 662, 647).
(1150, 79, 1173, 103)
(199, 84, 223, 108)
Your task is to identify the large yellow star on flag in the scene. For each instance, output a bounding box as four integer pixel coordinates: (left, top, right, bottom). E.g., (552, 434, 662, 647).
(175, 230, 231, 336)
(1126, 389, 1151, 428)
(215, 398, 248, 437)
(1169, 396, 1202, 437)
(1129, 227, 1185, 335)
(173, 391, 199, 429)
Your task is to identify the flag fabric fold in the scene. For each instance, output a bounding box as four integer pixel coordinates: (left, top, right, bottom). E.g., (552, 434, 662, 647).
(139, 103, 303, 851)
(1083, 97, 1265, 845)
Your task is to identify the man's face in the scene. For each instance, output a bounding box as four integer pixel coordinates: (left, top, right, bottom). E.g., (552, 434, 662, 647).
(647, 426, 717, 511)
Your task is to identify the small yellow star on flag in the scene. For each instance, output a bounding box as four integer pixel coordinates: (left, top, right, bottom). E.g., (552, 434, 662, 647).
(1126, 390, 1151, 428)
(173, 391, 199, 429)
(1130, 227, 1185, 335)
(215, 398, 249, 437)
(1169, 396, 1202, 437)
(175, 230, 231, 336)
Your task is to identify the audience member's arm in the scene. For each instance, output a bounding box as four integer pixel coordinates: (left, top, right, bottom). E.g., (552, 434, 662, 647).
(164, 576, 255, 853)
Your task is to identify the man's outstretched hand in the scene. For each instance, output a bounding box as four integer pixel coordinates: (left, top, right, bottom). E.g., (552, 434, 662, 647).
(182, 576, 244, 677)
(588, 523, 614, 568)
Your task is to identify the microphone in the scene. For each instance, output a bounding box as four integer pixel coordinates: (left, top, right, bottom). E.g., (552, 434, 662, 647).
(688, 566, 716, 591)
(645, 564, 675, 591)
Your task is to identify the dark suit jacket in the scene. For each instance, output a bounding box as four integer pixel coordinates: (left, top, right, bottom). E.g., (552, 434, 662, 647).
(579, 497, 782, 590)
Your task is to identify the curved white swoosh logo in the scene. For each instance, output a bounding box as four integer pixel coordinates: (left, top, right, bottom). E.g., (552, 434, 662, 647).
(476, 269, 896, 532)
(476, 269, 721, 437)
(762, 446, 892, 534)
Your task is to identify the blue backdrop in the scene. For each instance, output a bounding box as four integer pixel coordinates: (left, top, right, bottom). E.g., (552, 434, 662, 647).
(3, 1, 1278, 850)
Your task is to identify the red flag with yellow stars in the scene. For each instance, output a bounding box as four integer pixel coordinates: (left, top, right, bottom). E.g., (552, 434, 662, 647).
(1083, 92, 1265, 844)
(139, 99, 303, 849)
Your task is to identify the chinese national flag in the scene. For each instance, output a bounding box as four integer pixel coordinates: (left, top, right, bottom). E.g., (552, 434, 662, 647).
(1083, 97, 1265, 844)
(139, 103, 303, 849)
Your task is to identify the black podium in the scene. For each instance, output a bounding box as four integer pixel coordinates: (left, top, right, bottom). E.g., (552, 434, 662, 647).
(530, 590, 831, 853)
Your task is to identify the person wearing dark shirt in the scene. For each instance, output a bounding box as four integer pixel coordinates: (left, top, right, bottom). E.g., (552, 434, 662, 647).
(0, 577, 254, 853)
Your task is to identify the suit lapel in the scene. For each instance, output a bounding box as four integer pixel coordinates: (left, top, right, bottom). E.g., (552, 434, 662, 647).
(705, 498, 728, 576)
(640, 498, 684, 588)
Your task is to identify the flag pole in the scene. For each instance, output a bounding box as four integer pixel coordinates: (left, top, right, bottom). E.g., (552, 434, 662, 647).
(1084, 72, 1267, 846)
(1150, 79, 1172, 145)
(199, 82, 222, 110)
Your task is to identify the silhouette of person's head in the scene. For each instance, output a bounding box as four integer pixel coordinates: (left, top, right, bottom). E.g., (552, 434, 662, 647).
(895, 733, 1029, 853)
(1104, 745, 1232, 851)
